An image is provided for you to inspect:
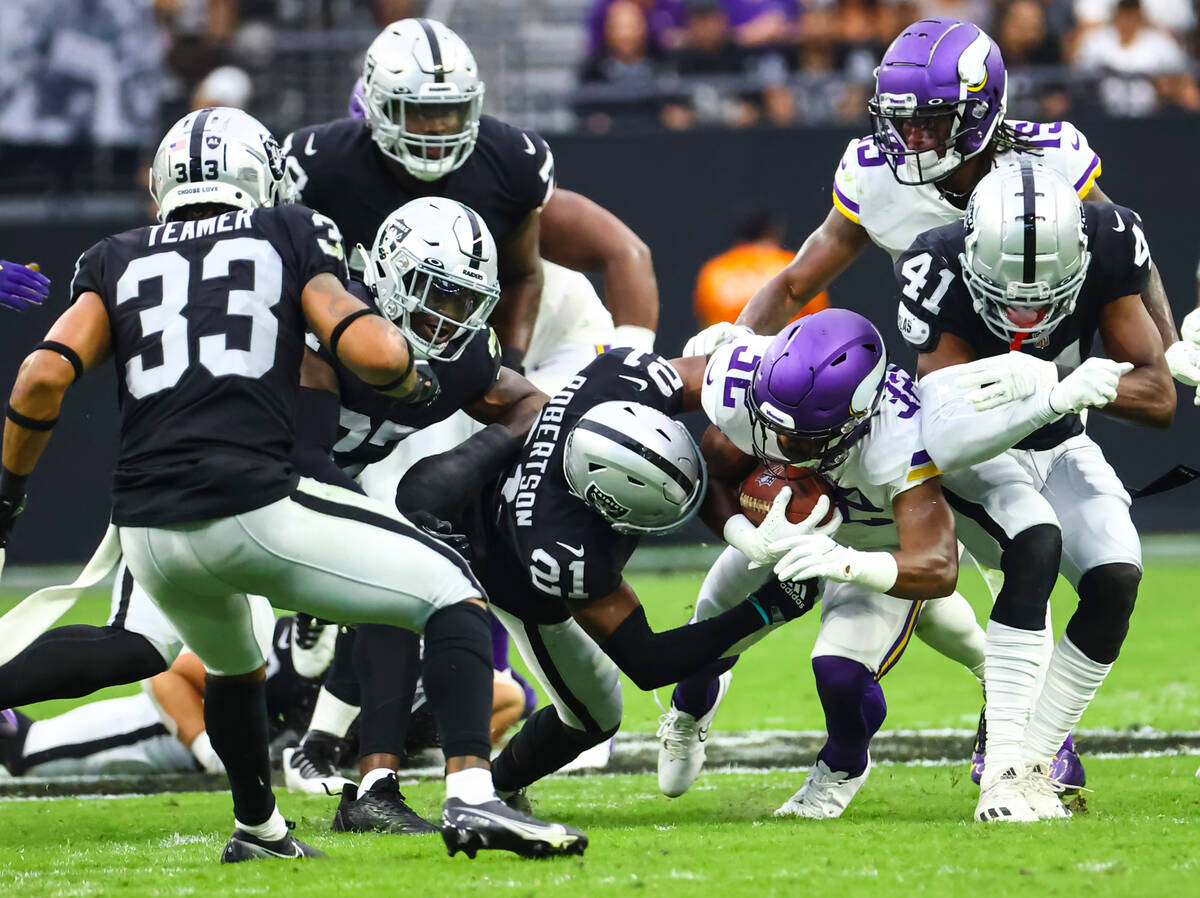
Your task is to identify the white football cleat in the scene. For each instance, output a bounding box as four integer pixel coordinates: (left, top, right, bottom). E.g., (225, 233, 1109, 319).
(282, 744, 354, 795)
(1021, 763, 1072, 819)
(656, 671, 732, 798)
(976, 764, 1039, 823)
(774, 755, 872, 819)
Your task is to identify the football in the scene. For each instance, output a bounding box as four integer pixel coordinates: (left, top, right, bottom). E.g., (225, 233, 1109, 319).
(738, 464, 834, 526)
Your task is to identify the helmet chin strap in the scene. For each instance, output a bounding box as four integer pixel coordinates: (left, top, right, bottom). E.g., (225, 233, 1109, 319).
(1009, 331, 1029, 351)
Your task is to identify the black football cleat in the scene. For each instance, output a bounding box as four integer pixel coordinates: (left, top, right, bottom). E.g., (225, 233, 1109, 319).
(221, 824, 327, 862)
(441, 797, 587, 859)
(331, 774, 439, 835)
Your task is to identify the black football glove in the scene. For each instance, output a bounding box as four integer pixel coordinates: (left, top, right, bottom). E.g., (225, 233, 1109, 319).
(401, 361, 440, 407)
(0, 497, 23, 549)
(405, 509, 473, 563)
(746, 575, 819, 625)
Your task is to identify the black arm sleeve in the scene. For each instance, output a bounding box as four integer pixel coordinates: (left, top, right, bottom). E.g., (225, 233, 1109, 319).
(598, 603, 763, 691)
(394, 423, 522, 519)
(291, 387, 364, 495)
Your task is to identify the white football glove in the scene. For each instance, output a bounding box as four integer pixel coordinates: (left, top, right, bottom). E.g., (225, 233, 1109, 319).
(770, 529, 898, 594)
(610, 324, 656, 353)
(953, 352, 1059, 411)
(1165, 341, 1200, 402)
(723, 492, 841, 570)
(683, 321, 751, 358)
(1181, 307, 1200, 345)
(1048, 357, 1134, 415)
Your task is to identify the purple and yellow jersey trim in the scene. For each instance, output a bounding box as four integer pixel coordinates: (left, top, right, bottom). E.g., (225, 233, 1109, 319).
(1075, 155, 1102, 198)
(906, 449, 941, 483)
(876, 599, 924, 680)
(832, 186, 860, 224)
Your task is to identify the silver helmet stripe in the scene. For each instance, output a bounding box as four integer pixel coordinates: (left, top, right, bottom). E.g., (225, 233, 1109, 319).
(417, 18, 445, 82)
(1020, 159, 1037, 283)
(461, 203, 483, 270)
(574, 418, 695, 495)
(188, 108, 214, 183)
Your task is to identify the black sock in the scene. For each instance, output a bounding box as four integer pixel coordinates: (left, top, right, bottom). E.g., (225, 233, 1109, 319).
(492, 706, 614, 794)
(204, 674, 275, 826)
(0, 626, 166, 708)
(354, 624, 420, 758)
(421, 603, 493, 761)
(990, 524, 1062, 630)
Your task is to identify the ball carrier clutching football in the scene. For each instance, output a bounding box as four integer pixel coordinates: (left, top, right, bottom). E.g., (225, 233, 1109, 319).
(898, 161, 1174, 820)
(390, 349, 819, 802)
(0, 107, 586, 862)
(677, 15, 1180, 788)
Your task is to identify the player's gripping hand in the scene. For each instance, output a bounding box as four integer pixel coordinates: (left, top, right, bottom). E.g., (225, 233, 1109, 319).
(0, 261, 50, 312)
(1165, 341, 1200, 403)
(954, 352, 1059, 411)
(0, 497, 22, 549)
(1048, 357, 1134, 415)
(746, 574, 818, 624)
(406, 509, 473, 563)
(724, 492, 841, 571)
(683, 321, 751, 358)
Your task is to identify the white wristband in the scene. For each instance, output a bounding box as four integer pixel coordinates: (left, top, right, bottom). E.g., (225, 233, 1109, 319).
(612, 324, 656, 353)
(190, 730, 224, 774)
(848, 549, 899, 594)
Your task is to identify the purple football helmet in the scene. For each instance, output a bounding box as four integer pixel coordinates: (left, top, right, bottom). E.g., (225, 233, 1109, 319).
(748, 309, 888, 473)
(868, 18, 1007, 185)
(349, 77, 367, 120)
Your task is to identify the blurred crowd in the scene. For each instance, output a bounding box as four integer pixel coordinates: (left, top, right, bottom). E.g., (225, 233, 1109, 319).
(576, 0, 1200, 131)
(0, 0, 1196, 159)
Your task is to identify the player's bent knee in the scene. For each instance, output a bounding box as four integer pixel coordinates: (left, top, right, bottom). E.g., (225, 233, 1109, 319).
(1065, 562, 1141, 664)
(991, 523, 1061, 630)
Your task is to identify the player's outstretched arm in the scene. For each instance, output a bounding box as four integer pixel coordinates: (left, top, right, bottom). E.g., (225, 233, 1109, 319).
(571, 580, 795, 691)
(300, 272, 433, 402)
(490, 210, 545, 372)
(1085, 184, 1179, 346)
(465, 368, 549, 438)
(735, 207, 870, 336)
(1098, 294, 1176, 428)
(539, 189, 658, 344)
(1, 292, 112, 541)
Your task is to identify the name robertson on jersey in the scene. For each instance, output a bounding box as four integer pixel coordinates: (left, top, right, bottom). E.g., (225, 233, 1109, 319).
(146, 209, 255, 246)
(508, 372, 587, 527)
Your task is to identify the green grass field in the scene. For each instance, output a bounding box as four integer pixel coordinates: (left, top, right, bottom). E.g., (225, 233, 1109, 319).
(1, 557, 1198, 896)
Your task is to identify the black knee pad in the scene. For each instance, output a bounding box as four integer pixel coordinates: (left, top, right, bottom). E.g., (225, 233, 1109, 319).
(990, 523, 1062, 631)
(1065, 563, 1141, 664)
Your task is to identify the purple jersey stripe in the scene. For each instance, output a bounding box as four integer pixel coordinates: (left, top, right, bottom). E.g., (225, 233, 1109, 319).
(911, 449, 931, 466)
(1074, 154, 1100, 192)
(833, 184, 860, 215)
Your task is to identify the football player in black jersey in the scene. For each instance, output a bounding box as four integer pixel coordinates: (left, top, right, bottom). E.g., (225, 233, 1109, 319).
(0, 107, 584, 861)
(392, 348, 817, 802)
(282, 197, 548, 834)
(896, 161, 1174, 818)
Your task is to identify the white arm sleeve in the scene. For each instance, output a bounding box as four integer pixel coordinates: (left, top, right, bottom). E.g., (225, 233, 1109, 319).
(917, 366, 1062, 471)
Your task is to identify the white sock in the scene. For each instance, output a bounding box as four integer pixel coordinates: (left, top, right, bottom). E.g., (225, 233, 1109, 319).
(236, 807, 288, 842)
(983, 620, 1047, 771)
(306, 688, 360, 740)
(1024, 635, 1111, 766)
(1029, 603, 1055, 701)
(359, 767, 394, 792)
(445, 767, 497, 806)
(914, 591, 987, 680)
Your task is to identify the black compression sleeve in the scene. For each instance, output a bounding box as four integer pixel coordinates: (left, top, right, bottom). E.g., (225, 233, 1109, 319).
(599, 603, 764, 691)
(394, 423, 521, 519)
(290, 388, 364, 494)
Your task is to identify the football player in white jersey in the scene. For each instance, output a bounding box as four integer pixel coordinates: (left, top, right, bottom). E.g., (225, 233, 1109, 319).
(661, 309, 979, 818)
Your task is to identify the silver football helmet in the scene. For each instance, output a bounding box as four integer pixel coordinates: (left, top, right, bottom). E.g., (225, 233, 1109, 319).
(563, 400, 707, 536)
(361, 18, 484, 181)
(360, 197, 500, 361)
(149, 107, 287, 222)
(960, 160, 1091, 343)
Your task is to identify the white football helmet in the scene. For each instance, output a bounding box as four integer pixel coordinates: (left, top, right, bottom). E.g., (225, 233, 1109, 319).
(563, 400, 707, 536)
(361, 18, 484, 181)
(960, 160, 1091, 343)
(149, 107, 287, 222)
(360, 197, 500, 361)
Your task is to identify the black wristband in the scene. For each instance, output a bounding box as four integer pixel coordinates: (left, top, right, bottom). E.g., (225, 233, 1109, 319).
(35, 341, 85, 382)
(6, 404, 57, 431)
(329, 308, 379, 359)
(500, 346, 526, 375)
(0, 465, 27, 502)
